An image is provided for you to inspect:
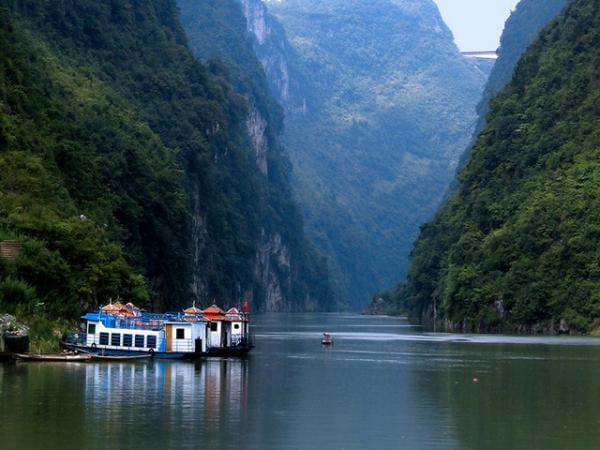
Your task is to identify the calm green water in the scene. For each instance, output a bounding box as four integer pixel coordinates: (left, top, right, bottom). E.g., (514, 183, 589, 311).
(1, 314, 600, 449)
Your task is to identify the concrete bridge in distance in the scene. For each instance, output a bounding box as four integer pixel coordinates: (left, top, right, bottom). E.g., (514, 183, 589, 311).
(461, 51, 498, 59)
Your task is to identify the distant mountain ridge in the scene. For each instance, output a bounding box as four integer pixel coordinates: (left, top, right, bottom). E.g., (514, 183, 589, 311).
(251, 0, 488, 308)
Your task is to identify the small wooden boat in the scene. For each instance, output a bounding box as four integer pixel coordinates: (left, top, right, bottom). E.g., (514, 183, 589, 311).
(321, 333, 334, 345)
(15, 353, 92, 362)
(91, 354, 152, 362)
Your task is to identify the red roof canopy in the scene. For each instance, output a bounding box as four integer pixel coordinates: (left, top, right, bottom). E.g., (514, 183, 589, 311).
(202, 305, 225, 321)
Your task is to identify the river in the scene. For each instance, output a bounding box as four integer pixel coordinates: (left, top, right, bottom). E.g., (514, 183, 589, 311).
(1, 313, 599, 449)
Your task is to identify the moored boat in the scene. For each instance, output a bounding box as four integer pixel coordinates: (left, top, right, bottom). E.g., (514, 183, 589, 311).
(16, 353, 92, 362)
(61, 302, 253, 360)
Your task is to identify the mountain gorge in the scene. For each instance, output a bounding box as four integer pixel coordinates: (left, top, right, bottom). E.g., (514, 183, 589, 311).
(253, 0, 489, 308)
(390, 0, 599, 334)
(0, 0, 334, 321)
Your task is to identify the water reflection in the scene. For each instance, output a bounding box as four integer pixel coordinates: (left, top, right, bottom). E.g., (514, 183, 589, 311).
(82, 359, 248, 448)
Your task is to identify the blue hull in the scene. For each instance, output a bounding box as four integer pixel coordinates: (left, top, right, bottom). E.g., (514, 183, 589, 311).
(61, 342, 251, 360)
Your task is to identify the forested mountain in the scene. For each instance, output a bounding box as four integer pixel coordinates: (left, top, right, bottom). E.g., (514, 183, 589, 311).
(255, 0, 488, 309)
(389, 0, 599, 334)
(0, 0, 334, 321)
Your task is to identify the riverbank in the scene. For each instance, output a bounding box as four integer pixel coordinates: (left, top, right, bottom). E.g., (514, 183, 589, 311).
(366, 297, 600, 336)
(0, 313, 73, 354)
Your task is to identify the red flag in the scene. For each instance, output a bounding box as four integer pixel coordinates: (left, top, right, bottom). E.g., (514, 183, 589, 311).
(242, 300, 249, 314)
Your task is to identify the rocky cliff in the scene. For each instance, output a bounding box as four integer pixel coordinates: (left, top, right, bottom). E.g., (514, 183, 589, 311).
(177, 0, 334, 311)
(238, 0, 308, 115)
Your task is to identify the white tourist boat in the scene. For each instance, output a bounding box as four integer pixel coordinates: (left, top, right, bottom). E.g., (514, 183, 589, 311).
(61, 303, 253, 359)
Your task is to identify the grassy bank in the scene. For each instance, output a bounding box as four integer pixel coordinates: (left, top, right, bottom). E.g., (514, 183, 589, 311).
(24, 315, 75, 353)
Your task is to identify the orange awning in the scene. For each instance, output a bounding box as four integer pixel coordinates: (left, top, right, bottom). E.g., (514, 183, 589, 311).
(184, 305, 203, 315)
(102, 303, 120, 312)
(202, 304, 225, 321)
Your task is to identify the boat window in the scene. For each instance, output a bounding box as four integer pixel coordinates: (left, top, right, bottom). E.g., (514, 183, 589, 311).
(123, 334, 133, 347)
(176, 328, 185, 339)
(147, 335, 157, 349)
(233, 324, 240, 330)
(88, 323, 96, 335)
(111, 333, 121, 346)
(99, 332, 109, 345)
(210, 322, 218, 332)
(134, 335, 144, 348)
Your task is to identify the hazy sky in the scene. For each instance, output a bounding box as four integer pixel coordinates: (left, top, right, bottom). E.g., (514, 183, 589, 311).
(432, 0, 520, 51)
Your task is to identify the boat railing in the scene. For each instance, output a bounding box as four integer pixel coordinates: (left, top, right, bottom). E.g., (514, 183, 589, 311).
(99, 313, 202, 331)
(97, 312, 190, 331)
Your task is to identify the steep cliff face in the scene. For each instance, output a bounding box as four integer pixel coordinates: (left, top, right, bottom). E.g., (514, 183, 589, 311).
(177, 0, 334, 311)
(451, 0, 567, 209)
(257, 0, 488, 309)
(238, 0, 308, 115)
(392, 0, 599, 334)
(245, 104, 269, 175)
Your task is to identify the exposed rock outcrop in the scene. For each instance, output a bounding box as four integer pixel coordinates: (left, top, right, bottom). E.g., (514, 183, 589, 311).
(246, 104, 269, 175)
(255, 231, 290, 311)
(239, 0, 307, 115)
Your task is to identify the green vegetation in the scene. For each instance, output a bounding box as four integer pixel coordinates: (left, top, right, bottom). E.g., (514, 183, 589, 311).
(0, 0, 333, 334)
(265, 0, 488, 308)
(478, 0, 568, 122)
(454, 0, 568, 173)
(0, 3, 161, 324)
(390, 0, 600, 333)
